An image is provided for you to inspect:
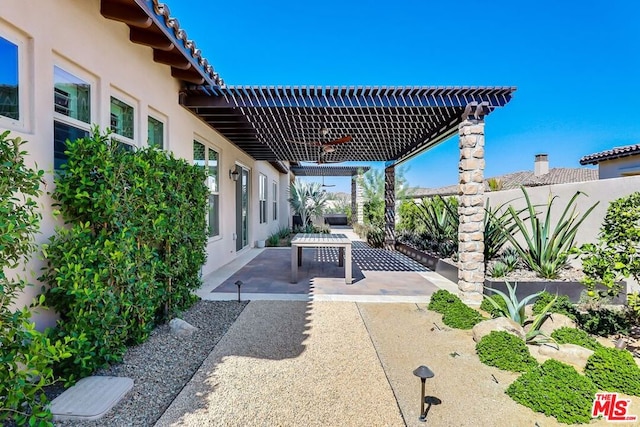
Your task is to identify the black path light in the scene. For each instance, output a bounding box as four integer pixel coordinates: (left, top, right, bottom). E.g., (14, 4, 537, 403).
(235, 280, 243, 303)
(413, 365, 435, 422)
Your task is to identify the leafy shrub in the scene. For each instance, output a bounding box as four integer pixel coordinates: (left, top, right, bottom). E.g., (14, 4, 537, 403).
(578, 192, 640, 299)
(501, 187, 598, 279)
(532, 291, 579, 321)
(0, 131, 72, 426)
(428, 289, 460, 314)
(41, 128, 208, 379)
(476, 331, 538, 372)
(506, 360, 597, 424)
(480, 293, 508, 317)
(550, 327, 602, 351)
(576, 308, 631, 337)
(441, 301, 485, 329)
(585, 347, 640, 396)
(628, 292, 640, 325)
(427, 290, 484, 329)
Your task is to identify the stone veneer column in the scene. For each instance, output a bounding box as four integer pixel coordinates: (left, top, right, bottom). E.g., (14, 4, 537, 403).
(458, 105, 486, 304)
(384, 164, 395, 250)
(352, 173, 364, 224)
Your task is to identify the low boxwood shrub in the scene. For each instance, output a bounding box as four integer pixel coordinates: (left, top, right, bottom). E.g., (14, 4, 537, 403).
(585, 347, 640, 396)
(480, 294, 507, 318)
(532, 291, 578, 320)
(550, 327, 602, 351)
(441, 301, 485, 329)
(576, 308, 631, 337)
(476, 331, 538, 372)
(506, 360, 597, 424)
(428, 289, 460, 314)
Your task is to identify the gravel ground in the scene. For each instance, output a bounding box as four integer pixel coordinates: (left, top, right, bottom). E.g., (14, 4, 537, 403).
(53, 300, 247, 427)
(155, 301, 404, 427)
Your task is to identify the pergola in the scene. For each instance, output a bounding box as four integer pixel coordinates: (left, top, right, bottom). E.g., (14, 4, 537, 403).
(98, 0, 517, 302)
(181, 85, 516, 303)
(289, 165, 371, 224)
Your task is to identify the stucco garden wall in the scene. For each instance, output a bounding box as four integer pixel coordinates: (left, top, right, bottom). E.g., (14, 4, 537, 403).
(1, 0, 286, 327)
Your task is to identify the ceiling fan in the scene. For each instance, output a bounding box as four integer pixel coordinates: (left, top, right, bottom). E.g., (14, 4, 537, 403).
(321, 176, 336, 188)
(292, 128, 352, 154)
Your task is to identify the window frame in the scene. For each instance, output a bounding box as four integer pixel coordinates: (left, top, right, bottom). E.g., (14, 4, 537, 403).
(109, 89, 138, 149)
(147, 115, 165, 149)
(193, 139, 221, 239)
(272, 181, 278, 221)
(0, 26, 30, 131)
(52, 61, 95, 172)
(259, 174, 267, 224)
(147, 107, 167, 149)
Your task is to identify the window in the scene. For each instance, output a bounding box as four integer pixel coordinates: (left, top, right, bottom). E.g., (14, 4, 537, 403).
(110, 96, 134, 140)
(147, 116, 164, 149)
(53, 66, 92, 171)
(54, 66, 90, 123)
(272, 181, 278, 221)
(194, 141, 219, 237)
(0, 36, 19, 121)
(259, 174, 267, 224)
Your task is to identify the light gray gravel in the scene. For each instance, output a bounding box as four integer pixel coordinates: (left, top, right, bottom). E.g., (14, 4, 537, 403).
(53, 300, 247, 427)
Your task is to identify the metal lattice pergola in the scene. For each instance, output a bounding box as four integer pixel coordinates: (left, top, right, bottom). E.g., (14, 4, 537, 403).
(289, 165, 370, 177)
(181, 85, 515, 164)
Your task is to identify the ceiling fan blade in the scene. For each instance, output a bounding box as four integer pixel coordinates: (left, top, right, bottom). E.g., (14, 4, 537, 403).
(322, 184, 337, 187)
(290, 140, 322, 146)
(324, 135, 352, 146)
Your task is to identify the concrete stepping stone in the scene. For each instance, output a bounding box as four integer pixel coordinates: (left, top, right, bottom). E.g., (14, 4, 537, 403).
(50, 376, 133, 421)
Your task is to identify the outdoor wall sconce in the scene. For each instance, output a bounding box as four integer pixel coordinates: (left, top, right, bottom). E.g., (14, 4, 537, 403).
(413, 365, 435, 422)
(235, 280, 243, 302)
(229, 169, 239, 181)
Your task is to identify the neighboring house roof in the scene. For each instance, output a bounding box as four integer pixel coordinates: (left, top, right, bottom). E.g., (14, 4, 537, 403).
(579, 144, 640, 165)
(407, 168, 598, 198)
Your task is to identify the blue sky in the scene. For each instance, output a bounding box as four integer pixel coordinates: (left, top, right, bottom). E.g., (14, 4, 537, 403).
(169, 0, 640, 193)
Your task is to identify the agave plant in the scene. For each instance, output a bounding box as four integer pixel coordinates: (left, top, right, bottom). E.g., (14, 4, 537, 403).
(502, 187, 598, 279)
(484, 199, 527, 261)
(414, 195, 458, 257)
(483, 281, 558, 343)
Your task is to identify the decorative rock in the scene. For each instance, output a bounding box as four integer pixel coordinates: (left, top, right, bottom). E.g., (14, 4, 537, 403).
(169, 318, 198, 338)
(472, 317, 525, 342)
(537, 343, 594, 371)
(537, 313, 577, 336)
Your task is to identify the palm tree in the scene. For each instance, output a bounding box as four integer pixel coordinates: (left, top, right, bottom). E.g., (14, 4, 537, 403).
(289, 180, 328, 231)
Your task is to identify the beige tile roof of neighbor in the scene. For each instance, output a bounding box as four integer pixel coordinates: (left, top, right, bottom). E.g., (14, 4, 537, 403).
(408, 167, 598, 198)
(580, 143, 640, 165)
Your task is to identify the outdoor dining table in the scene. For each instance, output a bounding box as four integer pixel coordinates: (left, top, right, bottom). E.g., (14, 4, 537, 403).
(290, 233, 352, 284)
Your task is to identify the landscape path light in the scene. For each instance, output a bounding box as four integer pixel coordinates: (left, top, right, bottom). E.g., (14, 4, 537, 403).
(413, 365, 434, 422)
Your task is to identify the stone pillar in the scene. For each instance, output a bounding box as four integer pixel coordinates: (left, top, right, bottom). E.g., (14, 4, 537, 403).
(351, 176, 357, 224)
(384, 164, 395, 250)
(458, 104, 486, 305)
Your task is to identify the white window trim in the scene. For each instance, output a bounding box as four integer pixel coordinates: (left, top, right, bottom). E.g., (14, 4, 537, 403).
(194, 139, 222, 241)
(0, 23, 31, 131)
(109, 88, 138, 147)
(259, 173, 267, 224)
(147, 107, 167, 149)
(52, 60, 96, 134)
(272, 181, 278, 221)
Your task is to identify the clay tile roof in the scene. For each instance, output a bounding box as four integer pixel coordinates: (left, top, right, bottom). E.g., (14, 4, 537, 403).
(407, 168, 598, 198)
(579, 144, 640, 165)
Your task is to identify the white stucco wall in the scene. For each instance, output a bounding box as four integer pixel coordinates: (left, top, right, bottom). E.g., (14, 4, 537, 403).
(0, 0, 287, 327)
(598, 156, 640, 179)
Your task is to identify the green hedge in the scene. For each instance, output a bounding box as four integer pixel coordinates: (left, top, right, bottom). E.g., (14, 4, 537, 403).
(476, 331, 538, 372)
(506, 360, 597, 424)
(585, 347, 640, 396)
(41, 128, 208, 378)
(428, 290, 484, 329)
(550, 327, 602, 352)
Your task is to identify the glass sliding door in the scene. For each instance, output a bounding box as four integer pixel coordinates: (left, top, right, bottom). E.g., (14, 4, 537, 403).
(235, 166, 249, 251)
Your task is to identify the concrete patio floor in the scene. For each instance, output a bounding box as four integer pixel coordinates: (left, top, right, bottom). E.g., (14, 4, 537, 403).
(197, 228, 458, 303)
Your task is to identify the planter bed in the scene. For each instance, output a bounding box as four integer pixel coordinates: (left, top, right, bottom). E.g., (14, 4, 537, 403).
(395, 242, 627, 304)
